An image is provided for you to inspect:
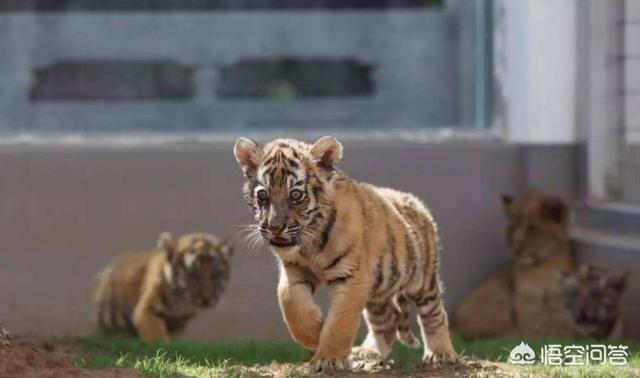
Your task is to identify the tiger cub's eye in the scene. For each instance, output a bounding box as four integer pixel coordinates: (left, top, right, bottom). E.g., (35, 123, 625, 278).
(289, 189, 304, 202)
(257, 189, 269, 201)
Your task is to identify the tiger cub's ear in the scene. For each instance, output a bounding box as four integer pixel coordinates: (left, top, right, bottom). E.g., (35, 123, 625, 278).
(608, 271, 629, 294)
(220, 244, 234, 260)
(501, 194, 514, 215)
(234, 137, 263, 178)
(311, 135, 343, 171)
(158, 232, 177, 261)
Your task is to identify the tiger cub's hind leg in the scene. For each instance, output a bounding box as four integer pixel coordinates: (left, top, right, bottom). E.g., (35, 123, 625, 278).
(412, 276, 457, 366)
(394, 294, 421, 348)
(351, 300, 397, 361)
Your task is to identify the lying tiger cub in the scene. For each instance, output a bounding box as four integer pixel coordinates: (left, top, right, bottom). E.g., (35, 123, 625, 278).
(557, 264, 629, 341)
(234, 136, 456, 373)
(93, 232, 232, 341)
(456, 192, 576, 340)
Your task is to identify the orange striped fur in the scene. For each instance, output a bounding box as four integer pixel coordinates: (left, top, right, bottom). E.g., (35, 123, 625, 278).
(234, 136, 456, 373)
(456, 193, 575, 340)
(93, 232, 232, 341)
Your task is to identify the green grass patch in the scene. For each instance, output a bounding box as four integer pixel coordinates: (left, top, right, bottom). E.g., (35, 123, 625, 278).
(76, 336, 312, 377)
(74, 333, 640, 377)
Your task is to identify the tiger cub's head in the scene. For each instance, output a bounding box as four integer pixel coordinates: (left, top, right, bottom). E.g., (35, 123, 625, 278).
(233, 136, 342, 250)
(159, 232, 233, 307)
(501, 192, 569, 265)
(556, 265, 628, 339)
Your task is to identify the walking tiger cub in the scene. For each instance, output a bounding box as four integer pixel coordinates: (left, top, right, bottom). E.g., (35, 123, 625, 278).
(234, 136, 456, 373)
(93, 232, 233, 342)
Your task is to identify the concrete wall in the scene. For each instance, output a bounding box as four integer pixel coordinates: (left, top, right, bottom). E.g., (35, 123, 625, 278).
(493, 0, 578, 144)
(0, 10, 467, 132)
(0, 141, 577, 340)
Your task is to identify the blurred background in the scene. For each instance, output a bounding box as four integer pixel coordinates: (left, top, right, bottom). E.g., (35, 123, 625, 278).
(0, 0, 638, 340)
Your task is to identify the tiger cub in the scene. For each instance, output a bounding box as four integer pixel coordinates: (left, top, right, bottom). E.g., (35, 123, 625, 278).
(93, 232, 232, 342)
(234, 136, 456, 373)
(456, 192, 576, 340)
(557, 264, 629, 341)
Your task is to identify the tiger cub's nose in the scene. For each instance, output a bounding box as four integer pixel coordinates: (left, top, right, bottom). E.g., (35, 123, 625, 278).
(268, 224, 284, 236)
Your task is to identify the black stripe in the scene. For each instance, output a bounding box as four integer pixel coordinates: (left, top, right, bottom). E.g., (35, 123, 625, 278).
(318, 209, 337, 250)
(311, 184, 324, 199)
(306, 211, 323, 227)
(424, 317, 446, 335)
(305, 206, 319, 216)
(324, 247, 352, 270)
(367, 303, 388, 316)
(371, 257, 385, 292)
(369, 309, 395, 324)
(405, 228, 418, 282)
(398, 325, 410, 332)
(286, 158, 300, 169)
(420, 228, 433, 289)
(378, 223, 400, 296)
(283, 261, 299, 268)
(419, 302, 441, 318)
(356, 188, 370, 251)
(428, 272, 438, 291)
(416, 293, 438, 307)
(327, 273, 353, 286)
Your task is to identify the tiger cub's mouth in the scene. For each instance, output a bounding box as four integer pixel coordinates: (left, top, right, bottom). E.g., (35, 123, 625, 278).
(269, 235, 298, 248)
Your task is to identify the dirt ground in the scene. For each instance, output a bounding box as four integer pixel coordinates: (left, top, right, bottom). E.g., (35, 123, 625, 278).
(0, 336, 142, 378)
(266, 360, 529, 378)
(0, 339, 525, 378)
(0, 322, 526, 378)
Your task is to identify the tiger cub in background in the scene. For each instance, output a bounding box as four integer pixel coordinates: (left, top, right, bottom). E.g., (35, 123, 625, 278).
(234, 136, 456, 373)
(557, 264, 629, 341)
(93, 232, 232, 342)
(456, 192, 576, 340)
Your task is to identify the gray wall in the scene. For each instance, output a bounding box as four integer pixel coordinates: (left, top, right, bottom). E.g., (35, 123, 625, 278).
(0, 141, 577, 340)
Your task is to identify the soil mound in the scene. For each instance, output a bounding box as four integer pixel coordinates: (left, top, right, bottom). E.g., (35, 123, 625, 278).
(0, 326, 141, 378)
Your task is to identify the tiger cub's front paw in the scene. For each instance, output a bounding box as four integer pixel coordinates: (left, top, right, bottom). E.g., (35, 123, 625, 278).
(422, 350, 458, 367)
(309, 355, 351, 374)
(350, 345, 383, 361)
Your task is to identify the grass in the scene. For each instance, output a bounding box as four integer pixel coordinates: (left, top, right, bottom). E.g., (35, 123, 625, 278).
(74, 334, 640, 378)
(76, 337, 312, 377)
